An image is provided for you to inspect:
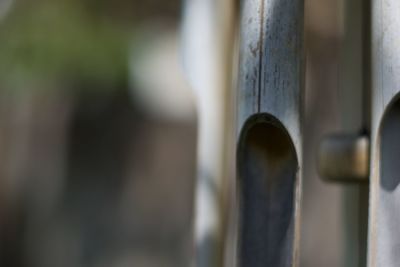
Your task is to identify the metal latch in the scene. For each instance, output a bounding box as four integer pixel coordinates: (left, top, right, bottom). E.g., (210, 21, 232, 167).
(318, 134, 369, 182)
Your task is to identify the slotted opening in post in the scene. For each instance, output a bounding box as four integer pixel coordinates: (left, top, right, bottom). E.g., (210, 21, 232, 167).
(237, 114, 298, 266)
(377, 96, 400, 264)
(380, 97, 400, 191)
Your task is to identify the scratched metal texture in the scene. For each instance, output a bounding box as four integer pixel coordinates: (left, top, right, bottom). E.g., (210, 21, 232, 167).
(236, 0, 304, 266)
(368, 0, 400, 266)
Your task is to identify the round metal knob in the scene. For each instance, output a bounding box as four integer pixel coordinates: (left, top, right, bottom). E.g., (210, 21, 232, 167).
(318, 134, 369, 182)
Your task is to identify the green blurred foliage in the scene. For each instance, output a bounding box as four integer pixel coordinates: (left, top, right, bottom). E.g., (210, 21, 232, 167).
(0, 0, 130, 90)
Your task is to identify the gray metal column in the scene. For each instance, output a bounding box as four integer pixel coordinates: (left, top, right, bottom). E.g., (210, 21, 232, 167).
(368, 0, 400, 266)
(236, 0, 304, 265)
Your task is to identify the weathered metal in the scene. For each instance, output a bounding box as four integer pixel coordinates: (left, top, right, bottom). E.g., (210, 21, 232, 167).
(368, 0, 400, 265)
(181, 0, 236, 266)
(236, 0, 304, 265)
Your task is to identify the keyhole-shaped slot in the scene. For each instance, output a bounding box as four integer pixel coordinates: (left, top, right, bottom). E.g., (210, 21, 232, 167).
(237, 114, 298, 267)
(378, 96, 400, 265)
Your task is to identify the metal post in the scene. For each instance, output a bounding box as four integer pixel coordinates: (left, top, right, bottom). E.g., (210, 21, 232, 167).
(181, 0, 236, 266)
(236, 0, 304, 265)
(368, 0, 400, 266)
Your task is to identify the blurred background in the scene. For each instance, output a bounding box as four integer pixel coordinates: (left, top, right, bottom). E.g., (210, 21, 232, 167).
(0, 0, 362, 266)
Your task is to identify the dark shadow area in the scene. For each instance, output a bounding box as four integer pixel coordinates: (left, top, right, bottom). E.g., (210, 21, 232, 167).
(380, 96, 400, 192)
(61, 88, 140, 267)
(376, 95, 400, 267)
(237, 114, 298, 267)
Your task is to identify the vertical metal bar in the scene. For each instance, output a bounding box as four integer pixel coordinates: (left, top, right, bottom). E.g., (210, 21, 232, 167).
(236, 0, 304, 265)
(181, 0, 236, 266)
(368, 0, 400, 266)
(339, 0, 369, 265)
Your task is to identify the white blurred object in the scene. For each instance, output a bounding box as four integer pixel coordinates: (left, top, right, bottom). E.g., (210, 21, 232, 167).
(181, 0, 236, 266)
(129, 25, 196, 121)
(0, 0, 14, 21)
